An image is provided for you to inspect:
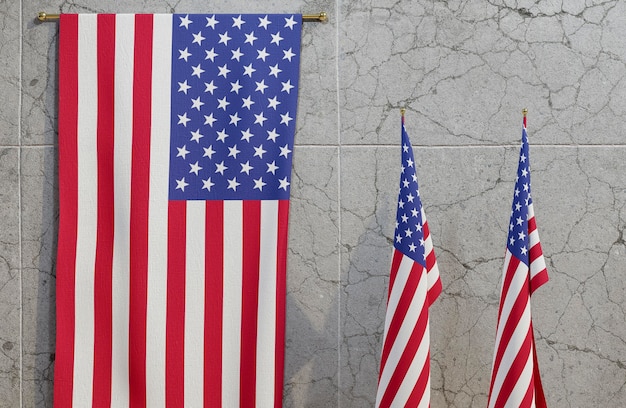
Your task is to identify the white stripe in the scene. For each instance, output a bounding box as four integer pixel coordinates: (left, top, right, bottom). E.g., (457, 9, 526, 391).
(146, 13, 172, 408)
(376, 255, 428, 407)
(502, 346, 534, 408)
(73, 14, 97, 405)
(381, 251, 411, 340)
(222, 201, 243, 407)
(110, 14, 134, 407)
(185, 201, 206, 407)
(420, 209, 440, 293)
(256, 200, 279, 406)
(390, 320, 431, 408)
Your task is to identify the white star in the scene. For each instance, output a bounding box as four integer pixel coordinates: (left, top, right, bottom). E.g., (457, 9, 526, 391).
(255, 79, 268, 93)
(192, 31, 205, 45)
(241, 128, 254, 142)
(190, 129, 203, 143)
(179, 15, 192, 29)
(283, 48, 296, 61)
(243, 63, 256, 77)
(178, 47, 192, 61)
(178, 80, 191, 94)
(278, 177, 290, 191)
(189, 161, 202, 175)
(227, 177, 240, 191)
(267, 96, 281, 110)
(520, 154, 527, 163)
(266, 161, 279, 174)
(415, 223, 423, 232)
(229, 112, 241, 126)
(284, 15, 298, 29)
(402, 179, 410, 188)
(177, 112, 190, 127)
(218, 64, 231, 78)
(254, 112, 267, 126)
(231, 47, 244, 61)
(395, 234, 402, 243)
(269, 64, 282, 77)
(266, 128, 279, 142)
(402, 143, 409, 152)
(520, 246, 528, 255)
(215, 161, 228, 175)
(281, 79, 294, 94)
(518, 231, 526, 241)
(204, 113, 217, 127)
(280, 112, 293, 125)
(217, 96, 230, 110)
(191, 64, 205, 78)
(406, 157, 414, 168)
(176, 145, 190, 159)
(258, 15, 271, 29)
(230, 80, 243, 94)
(404, 228, 413, 238)
(245, 31, 258, 45)
(411, 208, 419, 217)
(191, 96, 204, 111)
(516, 216, 523, 225)
(406, 193, 415, 203)
(216, 129, 229, 142)
(202, 177, 215, 191)
(279, 144, 292, 158)
(218, 31, 232, 45)
(257, 48, 270, 61)
(232, 15, 245, 29)
(270, 31, 284, 45)
(509, 237, 515, 246)
(240, 161, 253, 175)
(205, 48, 218, 61)
(253, 177, 266, 191)
(204, 80, 217, 94)
(242, 95, 255, 110)
(521, 168, 528, 178)
(228, 144, 241, 158)
(254, 144, 267, 158)
(205, 15, 218, 29)
(175, 177, 189, 191)
(408, 243, 417, 252)
(203, 145, 216, 159)
(401, 214, 409, 223)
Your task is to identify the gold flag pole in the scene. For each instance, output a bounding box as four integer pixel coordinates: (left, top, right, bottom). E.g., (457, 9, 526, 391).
(38, 11, 327, 22)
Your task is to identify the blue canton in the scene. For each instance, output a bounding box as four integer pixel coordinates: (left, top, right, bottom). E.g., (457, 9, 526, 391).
(394, 124, 427, 268)
(507, 128, 532, 265)
(169, 14, 302, 200)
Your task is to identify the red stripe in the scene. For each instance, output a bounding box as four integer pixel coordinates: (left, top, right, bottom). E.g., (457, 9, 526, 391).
(92, 14, 116, 406)
(379, 258, 423, 373)
(532, 329, 548, 408)
(378, 296, 430, 408)
(204, 201, 224, 407)
(166, 201, 186, 407)
(54, 14, 79, 408)
(128, 14, 153, 408)
(492, 326, 533, 408)
(240, 201, 262, 406)
(405, 351, 430, 406)
(388, 250, 403, 298)
(274, 200, 290, 408)
(489, 260, 531, 402)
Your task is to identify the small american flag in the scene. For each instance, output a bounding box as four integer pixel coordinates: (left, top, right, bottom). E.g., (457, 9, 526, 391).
(54, 13, 301, 407)
(487, 118, 549, 408)
(375, 114, 442, 408)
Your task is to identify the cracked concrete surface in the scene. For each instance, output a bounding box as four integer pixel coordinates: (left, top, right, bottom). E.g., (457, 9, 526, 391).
(3, 0, 626, 406)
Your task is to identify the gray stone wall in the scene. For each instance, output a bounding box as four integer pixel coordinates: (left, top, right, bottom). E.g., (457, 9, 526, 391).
(2, 0, 625, 406)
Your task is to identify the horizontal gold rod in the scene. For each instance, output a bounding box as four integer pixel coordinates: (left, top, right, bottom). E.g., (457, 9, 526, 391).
(38, 11, 327, 22)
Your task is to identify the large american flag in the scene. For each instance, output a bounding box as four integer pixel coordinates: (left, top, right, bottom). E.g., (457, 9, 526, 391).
(487, 119, 549, 408)
(375, 115, 442, 408)
(54, 13, 301, 407)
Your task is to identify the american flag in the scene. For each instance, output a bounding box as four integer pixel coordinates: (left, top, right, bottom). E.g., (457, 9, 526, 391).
(54, 13, 301, 407)
(487, 119, 549, 408)
(375, 115, 442, 408)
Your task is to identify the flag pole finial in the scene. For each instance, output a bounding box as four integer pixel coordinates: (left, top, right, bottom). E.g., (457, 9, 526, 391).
(400, 108, 406, 117)
(522, 108, 528, 127)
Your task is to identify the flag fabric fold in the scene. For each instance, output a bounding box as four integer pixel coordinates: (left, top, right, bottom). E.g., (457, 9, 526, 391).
(375, 115, 442, 408)
(54, 13, 302, 407)
(487, 118, 549, 408)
